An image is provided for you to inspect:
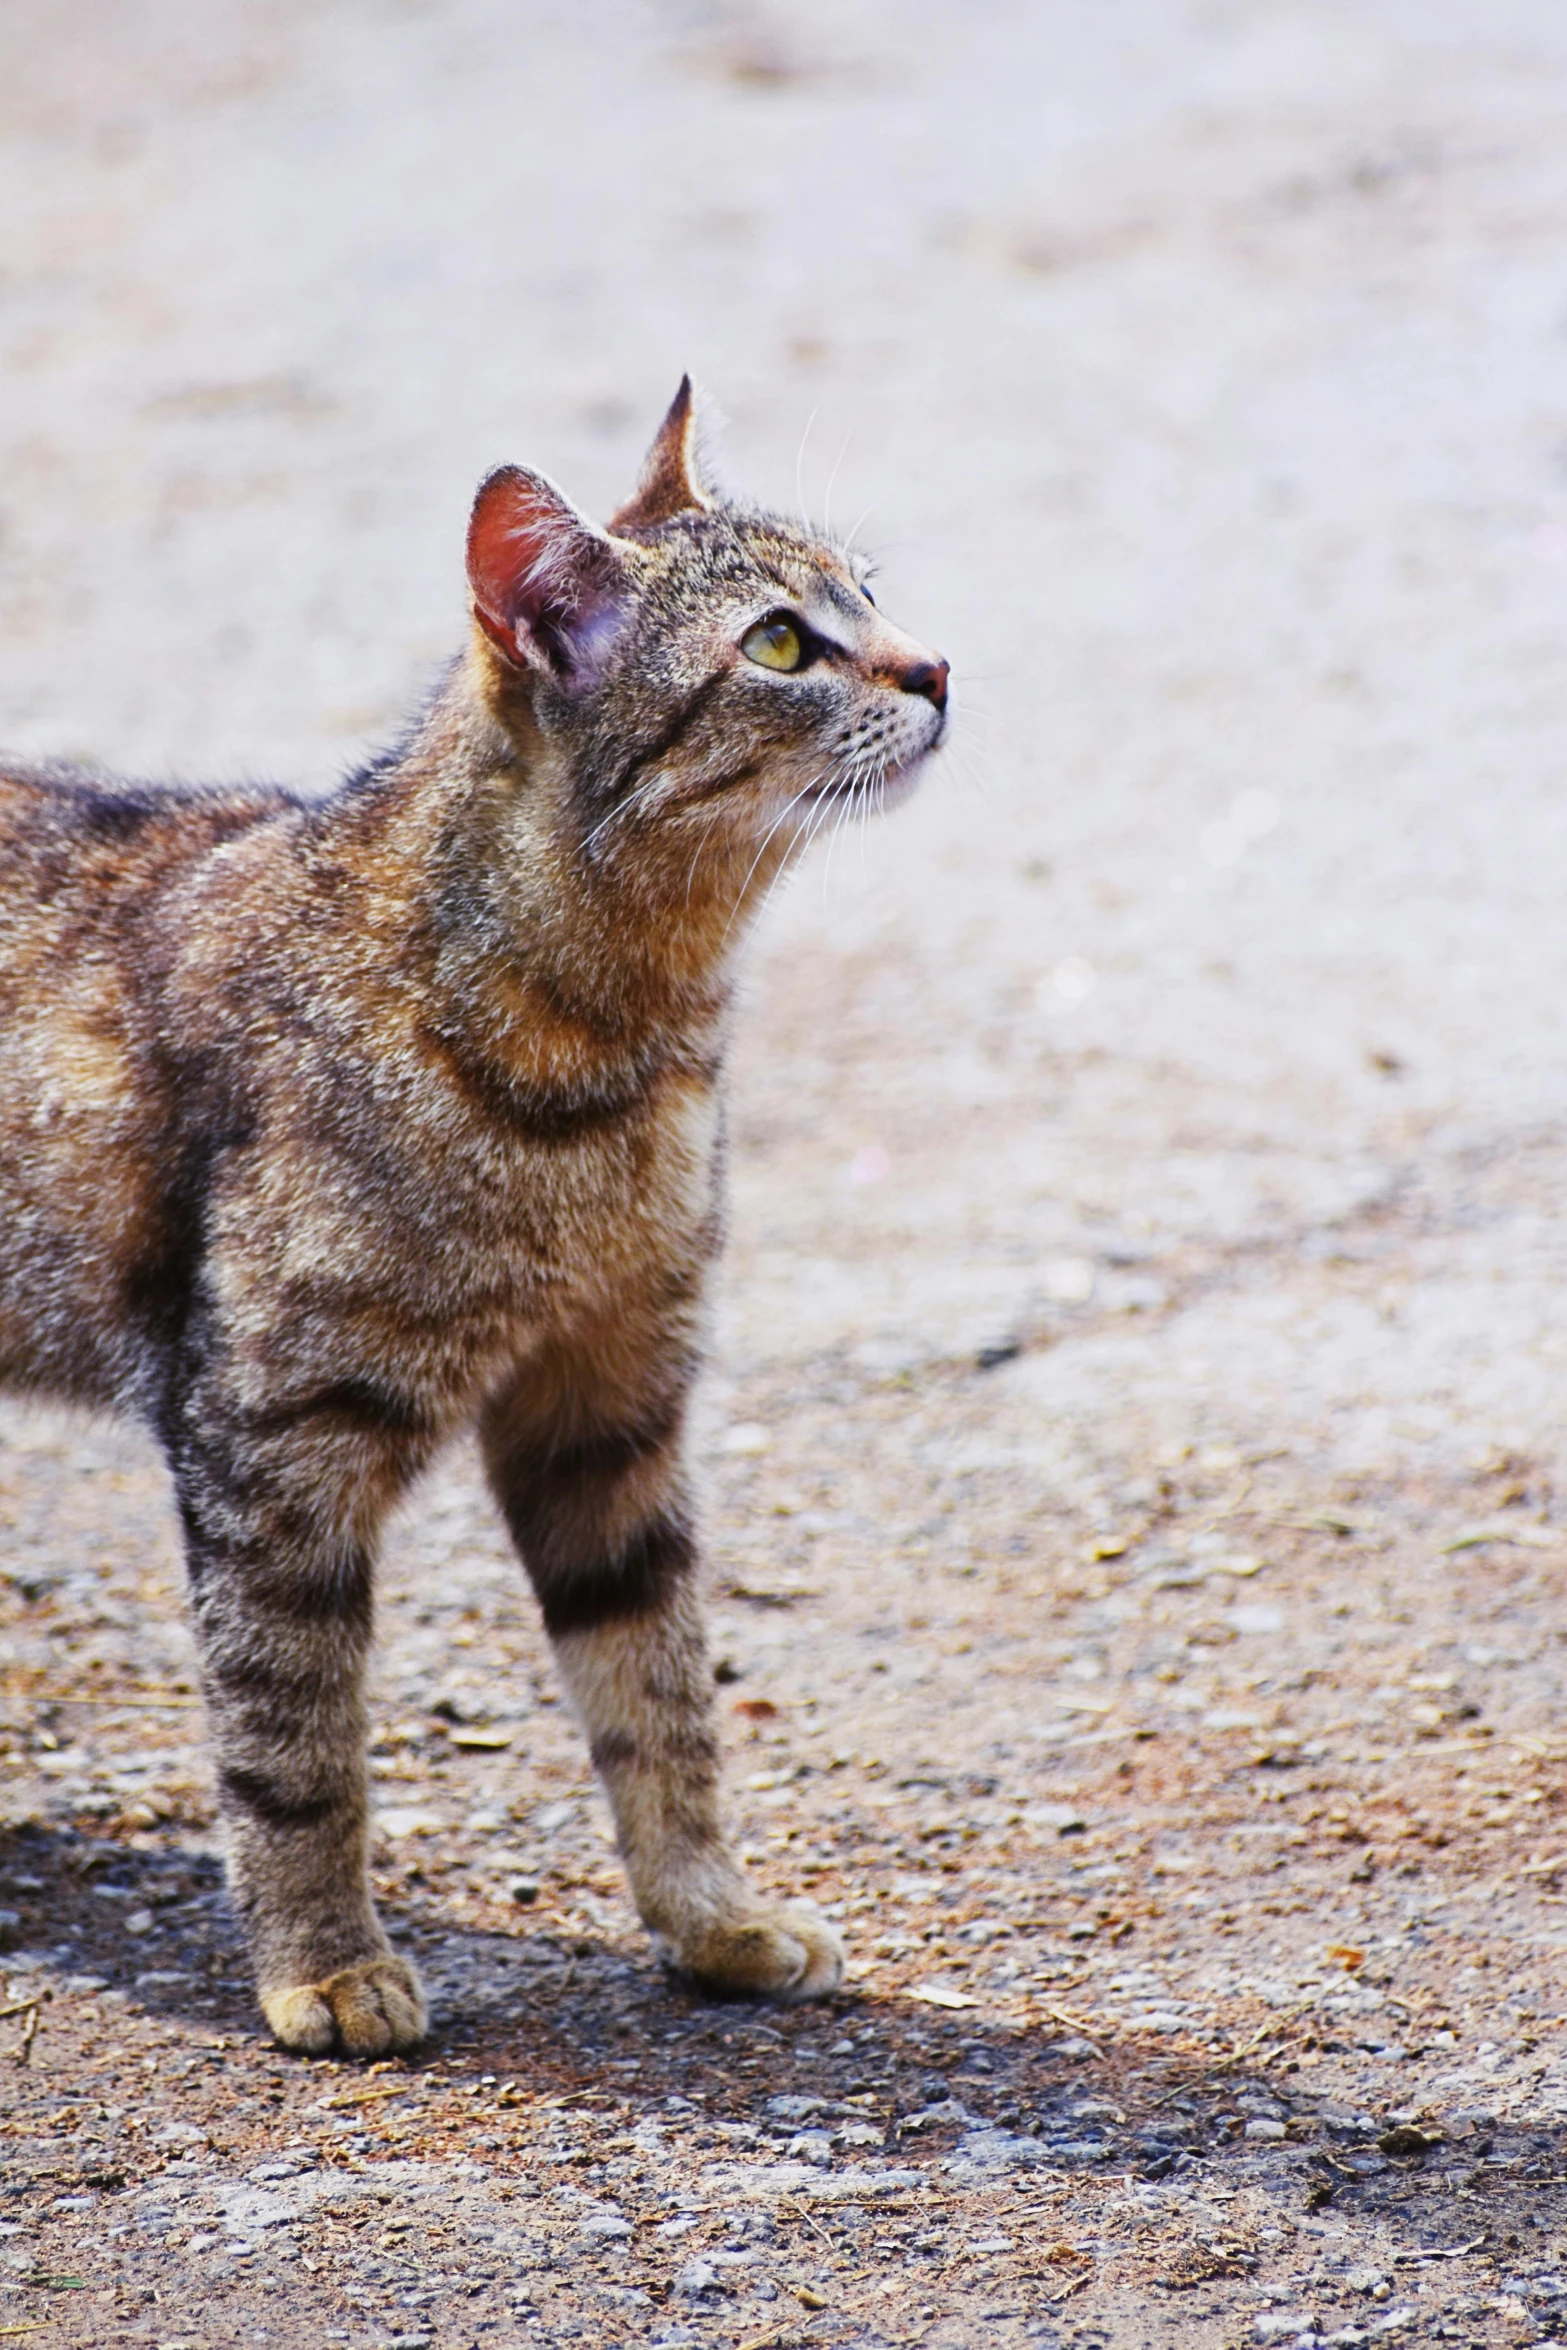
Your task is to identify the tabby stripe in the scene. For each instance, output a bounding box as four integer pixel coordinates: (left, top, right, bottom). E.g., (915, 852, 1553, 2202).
(218, 1768, 341, 1832)
(248, 1378, 433, 1440)
(533, 1513, 696, 1636)
(420, 1024, 654, 1143)
(186, 1537, 374, 1629)
(596, 670, 728, 812)
(679, 754, 766, 808)
(590, 1723, 718, 1773)
(590, 1728, 638, 1771)
(490, 1402, 682, 1498)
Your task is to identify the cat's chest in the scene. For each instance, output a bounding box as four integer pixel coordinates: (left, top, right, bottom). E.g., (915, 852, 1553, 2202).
(529, 1068, 721, 1271)
(424, 1057, 726, 1358)
(225, 1015, 727, 1427)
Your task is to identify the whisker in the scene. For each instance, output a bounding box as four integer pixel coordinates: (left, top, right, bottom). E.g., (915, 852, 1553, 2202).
(861, 766, 883, 879)
(754, 777, 836, 928)
(844, 494, 886, 553)
(819, 779, 853, 906)
(936, 740, 989, 796)
(795, 404, 821, 536)
(809, 795, 846, 910)
(819, 750, 880, 906)
(581, 769, 672, 855)
(848, 771, 871, 885)
(682, 793, 738, 909)
(822, 428, 853, 543)
(723, 767, 834, 944)
(791, 771, 845, 910)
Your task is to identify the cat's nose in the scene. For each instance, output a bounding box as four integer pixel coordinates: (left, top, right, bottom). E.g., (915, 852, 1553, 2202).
(900, 656, 949, 712)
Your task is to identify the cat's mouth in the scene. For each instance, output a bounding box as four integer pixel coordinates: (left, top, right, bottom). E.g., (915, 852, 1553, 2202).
(798, 745, 935, 810)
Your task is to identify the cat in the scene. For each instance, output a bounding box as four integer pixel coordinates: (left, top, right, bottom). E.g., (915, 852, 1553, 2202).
(0, 381, 949, 2055)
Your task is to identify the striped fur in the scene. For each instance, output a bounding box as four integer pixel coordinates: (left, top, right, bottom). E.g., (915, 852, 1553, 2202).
(0, 384, 948, 2054)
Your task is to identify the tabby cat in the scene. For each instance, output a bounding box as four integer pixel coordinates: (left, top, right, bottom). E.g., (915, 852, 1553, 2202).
(0, 383, 948, 2054)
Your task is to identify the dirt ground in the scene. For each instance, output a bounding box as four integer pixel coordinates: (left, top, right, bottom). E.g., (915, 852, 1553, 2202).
(7, 3, 1567, 2346)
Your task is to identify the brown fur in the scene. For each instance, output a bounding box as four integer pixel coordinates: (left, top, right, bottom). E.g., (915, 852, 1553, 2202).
(0, 383, 948, 2053)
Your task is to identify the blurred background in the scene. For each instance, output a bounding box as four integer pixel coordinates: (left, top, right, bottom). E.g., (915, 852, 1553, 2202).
(4, 0, 1567, 1476)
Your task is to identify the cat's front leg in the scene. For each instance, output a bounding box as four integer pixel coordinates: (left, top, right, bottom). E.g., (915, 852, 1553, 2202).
(483, 1393, 843, 1999)
(174, 1453, 426, 2056)
(555, 1581, 843, 1998)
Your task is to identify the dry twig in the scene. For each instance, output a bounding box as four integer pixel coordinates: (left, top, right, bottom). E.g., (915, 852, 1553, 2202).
(779, 2196, 835, 2250)
(1205, 1998, 1317, 2072)
(7, 1683, 200, 1708)
(1046, 2268, 1093, 2306)
(9, 2004, 39, 2066)
(1038, 2003, 1103, 2047)
(323, 2080, 426, 2110)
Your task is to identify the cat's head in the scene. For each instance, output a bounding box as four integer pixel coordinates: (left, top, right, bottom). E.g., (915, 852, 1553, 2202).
(464, 380, 947, 882)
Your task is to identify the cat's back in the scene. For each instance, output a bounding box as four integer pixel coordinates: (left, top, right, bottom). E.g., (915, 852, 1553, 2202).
(0, 763, 291, 936)
(0, 760, 313, 1052)
(0, 766, 206, 1040)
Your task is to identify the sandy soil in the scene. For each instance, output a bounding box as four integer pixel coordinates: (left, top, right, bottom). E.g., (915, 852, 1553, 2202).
(6, 4, 1567, 2346)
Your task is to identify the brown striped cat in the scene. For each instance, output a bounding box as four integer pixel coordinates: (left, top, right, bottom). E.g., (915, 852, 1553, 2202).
(0, 383, 948, 2055)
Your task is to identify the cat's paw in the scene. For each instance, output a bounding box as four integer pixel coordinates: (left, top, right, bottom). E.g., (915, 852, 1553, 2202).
(674, 1901, 844, 2001)
(261, 1955, 428, 2057)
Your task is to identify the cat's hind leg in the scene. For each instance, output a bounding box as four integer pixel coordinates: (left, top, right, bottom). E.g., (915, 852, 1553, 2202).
(171, 1428, 427, 2056)
(483, 1382, 843, 1999)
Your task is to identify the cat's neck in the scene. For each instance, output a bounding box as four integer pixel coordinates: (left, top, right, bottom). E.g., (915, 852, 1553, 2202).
(336, 649, 785, 1052)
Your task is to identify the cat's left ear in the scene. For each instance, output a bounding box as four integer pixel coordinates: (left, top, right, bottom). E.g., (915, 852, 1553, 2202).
(609, 375, 715, 533)
(467, 466, 629, 684)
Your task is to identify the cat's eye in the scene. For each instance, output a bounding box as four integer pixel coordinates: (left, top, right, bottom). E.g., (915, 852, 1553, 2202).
(860, 584, 876, 606)
(741, 613, 805, 672)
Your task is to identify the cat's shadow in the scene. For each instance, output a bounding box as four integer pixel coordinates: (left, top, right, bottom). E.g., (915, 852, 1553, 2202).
(4, 1817, 1560, 2266)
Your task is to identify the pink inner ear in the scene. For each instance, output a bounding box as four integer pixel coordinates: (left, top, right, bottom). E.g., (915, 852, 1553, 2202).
(466, 466, 626, 675)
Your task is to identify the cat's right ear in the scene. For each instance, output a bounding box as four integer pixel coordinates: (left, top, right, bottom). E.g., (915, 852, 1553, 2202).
(466, 466, 628, 684)
(609, 376, 715, 533)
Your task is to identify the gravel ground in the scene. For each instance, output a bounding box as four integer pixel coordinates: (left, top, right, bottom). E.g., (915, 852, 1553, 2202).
(7, 4, 1567, 2346)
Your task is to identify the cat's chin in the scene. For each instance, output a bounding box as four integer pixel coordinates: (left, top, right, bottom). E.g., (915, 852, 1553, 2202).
(874, 752, 933, 809)
(792, 752, 932, 819)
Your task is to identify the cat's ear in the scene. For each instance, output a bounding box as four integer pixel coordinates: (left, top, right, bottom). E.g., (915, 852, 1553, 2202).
(609, 376, 714, 533)
(466, 466, 629, 683)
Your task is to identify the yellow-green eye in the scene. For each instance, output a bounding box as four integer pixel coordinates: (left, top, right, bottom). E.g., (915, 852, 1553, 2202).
(741, 614, 804, 672)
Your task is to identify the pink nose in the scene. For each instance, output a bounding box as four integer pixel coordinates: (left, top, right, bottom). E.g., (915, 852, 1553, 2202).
(900, 657, 949, 712)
